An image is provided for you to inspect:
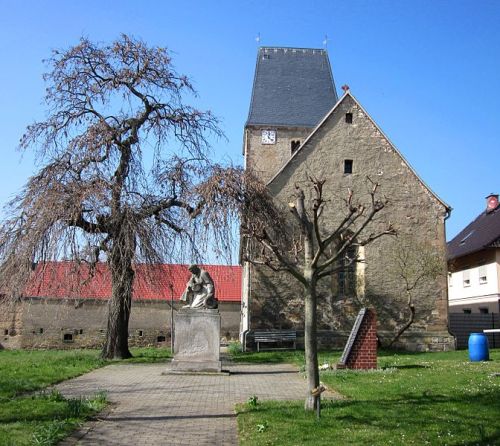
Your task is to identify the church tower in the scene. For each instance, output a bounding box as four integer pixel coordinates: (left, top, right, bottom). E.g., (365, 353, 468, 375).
(243, 47, 338, 183)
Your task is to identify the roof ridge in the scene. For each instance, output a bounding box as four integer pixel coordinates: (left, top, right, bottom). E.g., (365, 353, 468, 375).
(259, 46, 327, 52)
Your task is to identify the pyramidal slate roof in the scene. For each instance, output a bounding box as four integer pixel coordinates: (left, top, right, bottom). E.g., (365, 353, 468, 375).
(447, 203, 500, 260)
(246, 47, 338, 127)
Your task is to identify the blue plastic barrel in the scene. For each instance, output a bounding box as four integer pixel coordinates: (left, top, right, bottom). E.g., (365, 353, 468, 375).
(468, 333, 489, 361)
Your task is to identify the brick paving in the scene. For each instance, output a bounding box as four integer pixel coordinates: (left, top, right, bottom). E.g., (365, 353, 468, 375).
(56, 359, 328, 445)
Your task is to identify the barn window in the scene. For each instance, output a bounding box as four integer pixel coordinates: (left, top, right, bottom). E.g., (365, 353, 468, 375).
(479, 307, 489, 314)
(157, 335, 166, 343)
(345, 113, 353, 124)
(138, 330, 144, 337)
(4, 329, 9, 335)
(79, 329, 83, 334)
(39, 328, 44, 334)
(344, 159, 353, 174)
(291, 140, 301, 154)
(462, 308, 472, 314)
(63, 333, 74, 342)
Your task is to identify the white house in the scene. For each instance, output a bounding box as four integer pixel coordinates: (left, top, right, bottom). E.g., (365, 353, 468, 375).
(448, 194, 500, 313)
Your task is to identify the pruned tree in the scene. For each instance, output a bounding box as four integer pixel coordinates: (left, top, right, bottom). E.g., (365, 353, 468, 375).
(0, 35, 229, 359)
(238, 175, 396, 411)
(383, 238, 444, 348)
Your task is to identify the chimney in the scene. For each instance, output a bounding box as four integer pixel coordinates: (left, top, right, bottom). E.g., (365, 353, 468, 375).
(486, 193, 499, 213)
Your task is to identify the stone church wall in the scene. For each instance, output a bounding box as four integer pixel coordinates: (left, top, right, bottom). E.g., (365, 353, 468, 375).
(246, 95, 454, 351)
(244, 126, 312, 184)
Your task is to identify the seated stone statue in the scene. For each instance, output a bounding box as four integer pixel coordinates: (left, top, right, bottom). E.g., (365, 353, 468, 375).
(180, 264, 218, 309)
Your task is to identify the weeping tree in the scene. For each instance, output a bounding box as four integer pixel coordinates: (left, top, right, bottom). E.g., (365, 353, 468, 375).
(234, 175, 396, 411)
(0, 35, 233, 359)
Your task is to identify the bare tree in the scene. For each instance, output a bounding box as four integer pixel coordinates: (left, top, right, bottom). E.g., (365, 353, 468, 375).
(0, 35, 227, 359)
(238, 175, 395, 411)
(383, 238, 444, 348)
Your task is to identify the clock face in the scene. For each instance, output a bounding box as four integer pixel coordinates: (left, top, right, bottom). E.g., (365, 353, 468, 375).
(261, 129, 276, 144)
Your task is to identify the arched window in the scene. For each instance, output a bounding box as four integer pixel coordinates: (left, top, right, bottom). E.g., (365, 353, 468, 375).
(338, 245, 357, 296)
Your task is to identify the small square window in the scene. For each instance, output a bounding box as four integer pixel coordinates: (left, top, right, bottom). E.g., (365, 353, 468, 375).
(157, 335, 166, 343)
(344, 159, 353, 174)
(462, 308, 472, 314)
(479, 307, 489, 314)
(63, 333, 74, 342)
(345, 113, 353, 124)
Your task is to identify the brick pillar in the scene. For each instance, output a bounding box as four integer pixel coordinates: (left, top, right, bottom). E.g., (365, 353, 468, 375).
(345, 308, 377, 370)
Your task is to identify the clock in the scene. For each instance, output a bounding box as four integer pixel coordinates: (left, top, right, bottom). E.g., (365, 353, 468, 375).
(261, 129, 276, 144)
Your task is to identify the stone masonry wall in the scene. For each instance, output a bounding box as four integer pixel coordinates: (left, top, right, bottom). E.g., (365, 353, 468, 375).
(246, 94, 454, 351)
(0, 298, 240, 349)
(0, 300, 24, 349)
(244, 126, 312, 183)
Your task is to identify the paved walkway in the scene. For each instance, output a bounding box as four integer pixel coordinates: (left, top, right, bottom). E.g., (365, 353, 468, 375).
(56, 360, 331, 445)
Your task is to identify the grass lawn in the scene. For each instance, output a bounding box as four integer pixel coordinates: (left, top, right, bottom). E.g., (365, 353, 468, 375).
(0, 347, 171, 445)
(235, 348, 500, 446)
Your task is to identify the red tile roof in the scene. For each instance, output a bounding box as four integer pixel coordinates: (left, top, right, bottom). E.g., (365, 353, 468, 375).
(24, 262, 241, 302)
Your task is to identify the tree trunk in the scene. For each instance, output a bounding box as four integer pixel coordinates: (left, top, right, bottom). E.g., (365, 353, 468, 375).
(387, 292, 415, 348)
(101, 226, 135, 359)
(303, 281, 320, 411)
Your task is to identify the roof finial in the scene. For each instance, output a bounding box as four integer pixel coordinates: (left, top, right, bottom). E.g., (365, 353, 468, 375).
(341, 84, 350, 93)
(322, 34, 329, 49)
(255, 32, 261, 44)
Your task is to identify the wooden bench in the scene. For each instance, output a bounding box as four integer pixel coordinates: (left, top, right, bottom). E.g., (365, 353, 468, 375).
(253, 330, 297, 352)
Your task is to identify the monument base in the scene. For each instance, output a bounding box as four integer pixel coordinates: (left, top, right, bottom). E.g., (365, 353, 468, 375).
(169, 308, 221, 373)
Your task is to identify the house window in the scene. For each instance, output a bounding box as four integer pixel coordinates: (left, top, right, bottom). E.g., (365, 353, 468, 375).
(63, 333, 74, 342)
(462, 308, 472, 314)
(157, 335, 166, 343)
(338, 246, 357, 296)
(79, 329, 83, 334)
(478, 266, 487, 284)
(345, 113, 353, 124)
(138, 330, 144, 337)
(291, 140, 301, 154)
(344, 159, 353, 174)
(479, 307, 489, 314)
(462, 270, 470, 287)
(39, 328, 44, 334)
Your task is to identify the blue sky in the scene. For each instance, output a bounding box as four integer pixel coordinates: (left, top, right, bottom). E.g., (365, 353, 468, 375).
(0, 0, 498, 240)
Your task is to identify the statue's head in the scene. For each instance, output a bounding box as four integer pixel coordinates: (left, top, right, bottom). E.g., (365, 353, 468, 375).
(188, 264, 200, 274)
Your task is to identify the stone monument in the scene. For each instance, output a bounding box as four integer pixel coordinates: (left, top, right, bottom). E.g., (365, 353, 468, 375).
(170, 265, 222, 373)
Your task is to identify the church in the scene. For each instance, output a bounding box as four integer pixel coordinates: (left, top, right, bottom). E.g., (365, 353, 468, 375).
(240, 47, 454, 351)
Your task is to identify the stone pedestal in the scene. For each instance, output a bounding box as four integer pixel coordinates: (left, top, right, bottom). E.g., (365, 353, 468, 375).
(170, 308, 221, 372)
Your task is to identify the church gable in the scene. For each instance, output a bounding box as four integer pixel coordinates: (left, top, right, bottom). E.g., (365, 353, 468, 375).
(268, 92, 449, 218)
